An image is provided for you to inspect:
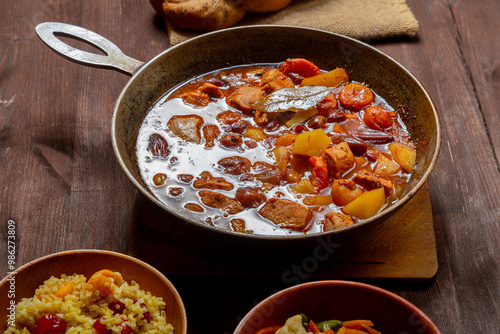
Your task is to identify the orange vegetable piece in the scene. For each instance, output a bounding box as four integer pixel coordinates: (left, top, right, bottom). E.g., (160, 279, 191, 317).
(279, 58, 322, 84)
(324, 329, 334, 334)
(363, 105, 394, 130)
(337, 328, 347, 334)
(339, 83, 374, 110)
(361, 324, 381, 334)
(301, 68, 349, 87)
(343, 320, 374, 329)
(343, 329, 368, 334)
(316, 93, 338, 115)
(54, 281, 74, 299)
(87, 269, 123, 297)
(309, 156, 329, 190)
(255, 325, 282, 334)
(309, 320, 320, 334)
(275, 133, 297, 147)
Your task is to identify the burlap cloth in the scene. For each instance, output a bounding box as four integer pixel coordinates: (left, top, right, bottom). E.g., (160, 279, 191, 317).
(166, 0, 419, 45)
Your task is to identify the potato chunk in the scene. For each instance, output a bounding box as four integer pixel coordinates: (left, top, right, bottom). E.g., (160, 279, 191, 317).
(292, 129, 332, 157)
(389, 143, 416, 173)
(168, 114, 204, 144)
(374, 154, 401, 175)
(301, 68, 349, 87)
(343, 187, 386, 219)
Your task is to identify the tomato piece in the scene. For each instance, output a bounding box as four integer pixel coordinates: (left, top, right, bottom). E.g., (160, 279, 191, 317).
(109, 300, 126, 314)
(309, 156, 329, 190)
(34, 314, 67, 334)
(93, 318, 112, 334)
(316, 93, 338, 115)
(339, 83, 374, 110)
(119, 323, 134, 334)
(279, 58, 322, 84)
(363, 106, 394, 130)
(141, 303, 151, 323)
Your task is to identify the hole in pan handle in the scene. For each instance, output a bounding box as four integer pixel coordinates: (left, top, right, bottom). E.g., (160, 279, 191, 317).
(35, 22, 145, 76)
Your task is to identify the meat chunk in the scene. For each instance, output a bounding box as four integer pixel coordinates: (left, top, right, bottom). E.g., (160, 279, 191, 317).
(220, 133, 243, 149)
(197, 82, 224, 98)
(235, 187, 266, 208)
(230, 120, 250, 134)
(216, 110, 241, 125)
(230, 219, 252, 234)
(254, 110, 268, 125)
(147, 133, 170, 158)
(258, 198, 311, 230)
(218, 156, 252, 175)
(202, 124, 220, 147)
(198, 190, 243, 215)
(253, 161, 284, 185)
(193, 171, 234, 191)
(180, 91, 211, 107)
(353, 169, 393, 195)
(259, 69, 294, 93)
(168, 115, 204, 144)
(226, 86, 265, 113)
(323, 212, 355, 231)
(330, 179, 363, 206)
(324, 142, 354, 178)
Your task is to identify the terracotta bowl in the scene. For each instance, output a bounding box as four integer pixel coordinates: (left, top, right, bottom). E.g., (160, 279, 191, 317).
(234, 280, 441, 334)
(0, 250, 187, 334)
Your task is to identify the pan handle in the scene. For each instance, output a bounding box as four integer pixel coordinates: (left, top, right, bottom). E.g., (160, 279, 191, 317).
(35, 22, 144, 75)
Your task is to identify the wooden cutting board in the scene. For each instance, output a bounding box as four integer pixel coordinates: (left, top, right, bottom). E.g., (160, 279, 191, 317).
(129, 182, 437, 281)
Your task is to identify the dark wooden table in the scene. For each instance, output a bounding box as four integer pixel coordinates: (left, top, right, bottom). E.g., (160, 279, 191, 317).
(1, 0, 499, 333)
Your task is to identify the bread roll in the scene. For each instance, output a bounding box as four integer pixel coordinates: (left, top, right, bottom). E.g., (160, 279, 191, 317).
(240, 0, 292, 13)
(154, 0, 247, 32)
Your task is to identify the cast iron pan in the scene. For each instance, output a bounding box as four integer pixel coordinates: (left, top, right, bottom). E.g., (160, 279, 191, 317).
(36, 22, 441, 244)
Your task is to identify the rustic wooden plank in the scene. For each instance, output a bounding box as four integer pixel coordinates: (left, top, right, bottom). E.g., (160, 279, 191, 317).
(1, 0, 500, 333)
(373, 0, 500, 333)
(452, 0, 500, 158)
(130, 183, 437, 280)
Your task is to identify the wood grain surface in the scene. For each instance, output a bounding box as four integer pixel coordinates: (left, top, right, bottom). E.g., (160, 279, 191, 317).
(130, 182, 437, 280)
(1, 0, 499, 333)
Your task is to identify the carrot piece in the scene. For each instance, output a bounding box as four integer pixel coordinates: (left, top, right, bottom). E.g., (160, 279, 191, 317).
(361, 324, 381, 334)
(343, 320, 374, 329)
(337, 328, 347, 334)
(54, 281, 74, 299)
(275, 133, 297, 147)
(339, 83, 374, 110)
(324, 329, 334, 334)
(343, 329, 369, 334)
(309, 320, 320, 334)
(255, 325, 282, 334)
(309, 156, 329, 190)
(87, 269, 123, 297)
(279, 58, 322, 84)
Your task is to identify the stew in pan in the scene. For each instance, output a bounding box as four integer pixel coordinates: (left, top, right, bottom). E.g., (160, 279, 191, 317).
(136, 58, 416, 235)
